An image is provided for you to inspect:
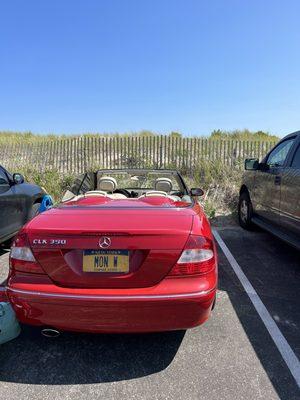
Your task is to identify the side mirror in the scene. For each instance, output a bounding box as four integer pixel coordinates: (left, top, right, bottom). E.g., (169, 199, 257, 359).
(245, 158, 259, 171)
(13, 173, 25, 185)
(190, 188, 204, 197)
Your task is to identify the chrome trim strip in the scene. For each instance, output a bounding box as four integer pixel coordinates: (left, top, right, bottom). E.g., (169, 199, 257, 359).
(7, 287, 213, 300)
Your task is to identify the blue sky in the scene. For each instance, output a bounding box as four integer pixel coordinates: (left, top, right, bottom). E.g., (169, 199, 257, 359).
(0, 0, 299, 137)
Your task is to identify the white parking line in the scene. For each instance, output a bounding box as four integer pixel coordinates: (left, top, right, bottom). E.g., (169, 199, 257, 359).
(213, 228, 300, 389)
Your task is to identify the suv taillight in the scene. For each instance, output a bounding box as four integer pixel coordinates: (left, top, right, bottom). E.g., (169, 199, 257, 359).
(9, 232, 45, 274)
(168, 235, 216, 277)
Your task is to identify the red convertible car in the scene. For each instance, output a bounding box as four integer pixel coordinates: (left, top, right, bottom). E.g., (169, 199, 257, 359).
(7, 169, 218, 334)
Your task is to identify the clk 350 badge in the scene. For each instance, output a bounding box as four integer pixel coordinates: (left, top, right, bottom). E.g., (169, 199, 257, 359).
(32, 239, 67, 245)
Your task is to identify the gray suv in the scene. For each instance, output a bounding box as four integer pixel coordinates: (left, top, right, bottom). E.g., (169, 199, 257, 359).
(0, 165, 45, 245)
(238, 131, 300, 250)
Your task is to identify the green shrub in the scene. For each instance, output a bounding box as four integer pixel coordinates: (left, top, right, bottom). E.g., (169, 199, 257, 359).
(183, 159, 242, 217)
(17, 167, 74, 202)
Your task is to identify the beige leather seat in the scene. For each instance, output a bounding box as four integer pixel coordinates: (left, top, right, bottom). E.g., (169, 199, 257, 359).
(154, 178, 181, 201)
(144, 190, 168, 197)
(97, 176, 127, 199)
(98, 176, 117, 192)
(138, 178, 181, 201)
(154, 178, 173, 193)
(85, 190, 107, 197)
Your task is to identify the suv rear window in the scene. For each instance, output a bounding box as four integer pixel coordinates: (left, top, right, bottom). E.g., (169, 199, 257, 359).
(291, 144, 300, 168)
(267, 138, 295, 167)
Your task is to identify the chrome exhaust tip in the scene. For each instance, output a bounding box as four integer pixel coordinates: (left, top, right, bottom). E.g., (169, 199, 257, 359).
(41, 328, 60, 338)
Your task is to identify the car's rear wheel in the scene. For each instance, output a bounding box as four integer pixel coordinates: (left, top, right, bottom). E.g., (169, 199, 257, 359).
(238, 192, 253, 230)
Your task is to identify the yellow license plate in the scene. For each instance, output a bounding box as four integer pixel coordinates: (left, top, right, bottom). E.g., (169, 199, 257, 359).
(83, 250, 129, 273)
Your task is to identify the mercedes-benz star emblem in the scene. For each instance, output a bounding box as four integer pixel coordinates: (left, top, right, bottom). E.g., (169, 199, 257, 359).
(99, 236, 111, 249)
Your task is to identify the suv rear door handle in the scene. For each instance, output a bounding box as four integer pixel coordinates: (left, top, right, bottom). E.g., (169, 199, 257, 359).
(274, 175, 281, 185)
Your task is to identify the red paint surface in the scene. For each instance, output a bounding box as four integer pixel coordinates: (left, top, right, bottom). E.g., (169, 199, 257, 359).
(8, 197, 217, 332)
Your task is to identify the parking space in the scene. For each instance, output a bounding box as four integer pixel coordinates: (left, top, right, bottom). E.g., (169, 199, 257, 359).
(215, 225, 300, 360)
(0, 226, 299, 400)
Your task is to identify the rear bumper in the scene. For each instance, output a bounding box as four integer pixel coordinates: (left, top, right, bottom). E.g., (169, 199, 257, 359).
(7, 273, 217, 333)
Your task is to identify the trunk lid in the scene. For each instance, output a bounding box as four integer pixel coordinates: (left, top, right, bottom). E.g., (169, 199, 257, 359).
(27, 205, 195, 288)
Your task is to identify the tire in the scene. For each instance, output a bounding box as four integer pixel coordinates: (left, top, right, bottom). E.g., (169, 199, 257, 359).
(28, 203, 41, 221)
(238, 192, 253, 230)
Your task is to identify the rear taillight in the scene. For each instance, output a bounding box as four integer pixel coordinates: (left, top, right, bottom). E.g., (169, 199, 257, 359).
(168, 235, 216, 277)
(10, 246, 36, 262)
(9, 232, 45, 274)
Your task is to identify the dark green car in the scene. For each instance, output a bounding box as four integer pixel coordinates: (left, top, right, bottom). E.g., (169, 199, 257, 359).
(238, 131, 300, 250)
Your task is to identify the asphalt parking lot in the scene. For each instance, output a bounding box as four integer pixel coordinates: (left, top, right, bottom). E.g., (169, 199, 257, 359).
(0, 225, 299, 400)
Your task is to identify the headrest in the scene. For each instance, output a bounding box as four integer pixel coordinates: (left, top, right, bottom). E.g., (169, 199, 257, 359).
(98, 176, 117, 192)
(154, 178, 173, 193)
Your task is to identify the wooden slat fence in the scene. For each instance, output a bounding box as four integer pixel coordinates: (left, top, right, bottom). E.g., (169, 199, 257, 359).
(0, 136, 278, 174)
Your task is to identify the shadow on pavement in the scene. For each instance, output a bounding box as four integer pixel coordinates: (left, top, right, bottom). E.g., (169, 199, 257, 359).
(0, 248, 9, 257)
(216, 222, 300, 400)
(0, 326, 185, 384)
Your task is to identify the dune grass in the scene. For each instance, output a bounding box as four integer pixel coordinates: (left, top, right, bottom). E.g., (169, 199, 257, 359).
(0, 129, 279, 144)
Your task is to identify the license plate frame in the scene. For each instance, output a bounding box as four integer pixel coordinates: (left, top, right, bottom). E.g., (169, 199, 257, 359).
(82, 250, 129, 273)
